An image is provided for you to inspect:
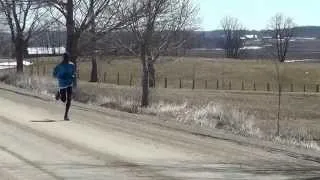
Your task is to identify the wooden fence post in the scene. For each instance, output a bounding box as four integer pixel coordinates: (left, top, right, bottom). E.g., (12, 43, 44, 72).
(37, 63, 40, 76)
(129, 73, 133, 87)
(267, 82, 270, 92)
(279, 84, 282, 93)
(192, 79, 195, 90)
(290, 84, 294, 92)
(304, 84, 306, 93)
(43, 66, 46, 76)
(253, 81, 256, 91)
(228, 81, 231, 90)
(241, 81, 244, 90)
(317, 84, 319, 93)
(104, 72, 107, 83)
(205, 80, 208, 89)
(164, 77, 167, 88)
(179, 79, 182, 89)
(216, 80, 219, 90)
(117, 72, 120, 85)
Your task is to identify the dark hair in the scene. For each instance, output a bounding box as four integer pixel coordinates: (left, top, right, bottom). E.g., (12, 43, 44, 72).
(62, 52, 70, 64)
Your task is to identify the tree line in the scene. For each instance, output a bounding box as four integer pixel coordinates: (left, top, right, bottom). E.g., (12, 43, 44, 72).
(0, 0, 197, 106)
(220, 14, 295, 62)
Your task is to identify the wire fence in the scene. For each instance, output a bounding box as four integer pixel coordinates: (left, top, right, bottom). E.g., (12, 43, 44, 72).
(25, 63, 320, 93)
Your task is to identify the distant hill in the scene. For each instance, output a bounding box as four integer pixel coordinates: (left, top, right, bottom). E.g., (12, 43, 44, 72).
(202, 26, 320, 38)
(292, 26, 320, 38)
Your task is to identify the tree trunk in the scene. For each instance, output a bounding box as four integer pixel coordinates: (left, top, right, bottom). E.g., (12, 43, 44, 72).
(72, 36, 79, 86)
(141, 60, 149, 107)
(89, 0, 98, 82)
(276, 83, 281, 136)
(141, 45, 149, 107)
(15, 37, 24, 73)
(16, 46, 24, 73)
(66, 0, 74, 55)
(90, 57, 98, 82)
(66, 0, 78, 87)
(23, 41, 29, 58)
(148, 60, 155, 88)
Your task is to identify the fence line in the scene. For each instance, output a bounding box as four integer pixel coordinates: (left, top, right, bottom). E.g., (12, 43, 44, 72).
(27, 68, 320, 93)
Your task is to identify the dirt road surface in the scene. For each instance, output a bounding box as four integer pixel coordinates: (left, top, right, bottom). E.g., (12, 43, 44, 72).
(0, 85, 319, 180)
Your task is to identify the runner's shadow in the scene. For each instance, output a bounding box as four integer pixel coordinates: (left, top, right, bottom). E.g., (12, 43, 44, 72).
(30, 119, 59, 123)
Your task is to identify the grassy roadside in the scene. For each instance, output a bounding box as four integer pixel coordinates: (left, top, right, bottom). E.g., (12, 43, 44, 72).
(0, 72, 319, 151)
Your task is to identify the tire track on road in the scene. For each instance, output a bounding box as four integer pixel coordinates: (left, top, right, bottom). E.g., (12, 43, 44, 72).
(0, 116, 183, 180)
(0, 145, 64, 180)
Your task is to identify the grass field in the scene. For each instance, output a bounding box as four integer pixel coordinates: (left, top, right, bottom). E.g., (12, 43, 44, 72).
(1, 66, 320, 148)
(30, 56, 320, 92)
(25, 56, 320, 139)
(76, 82, 320, 139)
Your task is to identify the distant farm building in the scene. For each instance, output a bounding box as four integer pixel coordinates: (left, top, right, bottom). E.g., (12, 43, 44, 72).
(241, 34, 258, 40)
(27, 47, 66, 56)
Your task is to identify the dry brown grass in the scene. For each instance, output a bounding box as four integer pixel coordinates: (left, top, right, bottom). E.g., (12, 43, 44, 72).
(26, 56, 320, 139)
(78, 82, 320, 139)
(30, 56, 320, 92)
(1, 71, 319, 150)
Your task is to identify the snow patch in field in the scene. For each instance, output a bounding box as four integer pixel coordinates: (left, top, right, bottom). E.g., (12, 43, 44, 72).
(27, 47, 65, 55)
(240, 46, 263, 50)
(285, 59, 319, 63)
(0, 61, 32, 70)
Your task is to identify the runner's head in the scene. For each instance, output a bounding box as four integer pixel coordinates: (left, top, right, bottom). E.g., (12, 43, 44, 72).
(62, 52, 70, 64)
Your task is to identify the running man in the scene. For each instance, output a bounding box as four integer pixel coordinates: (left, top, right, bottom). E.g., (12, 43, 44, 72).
(53, 52, 75, 121)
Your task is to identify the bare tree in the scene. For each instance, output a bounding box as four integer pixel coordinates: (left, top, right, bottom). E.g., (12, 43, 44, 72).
(118, 0, 197, 107)
(263, 38, 284, 137)
(220, 16, 245, 58)
(274, 57, 282, 137)
(267, 14, 295, 136)
(262, 44, 283, 137)
(44, 0, 126, 85)
(0, 0, 47, 72)
(269, 13, 295, 63)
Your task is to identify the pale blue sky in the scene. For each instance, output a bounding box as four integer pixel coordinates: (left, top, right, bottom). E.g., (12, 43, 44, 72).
(196, 0, 320, 31)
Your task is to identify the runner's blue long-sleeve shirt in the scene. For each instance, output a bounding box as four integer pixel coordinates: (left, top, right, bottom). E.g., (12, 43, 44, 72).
(53, 62, 75, 88)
